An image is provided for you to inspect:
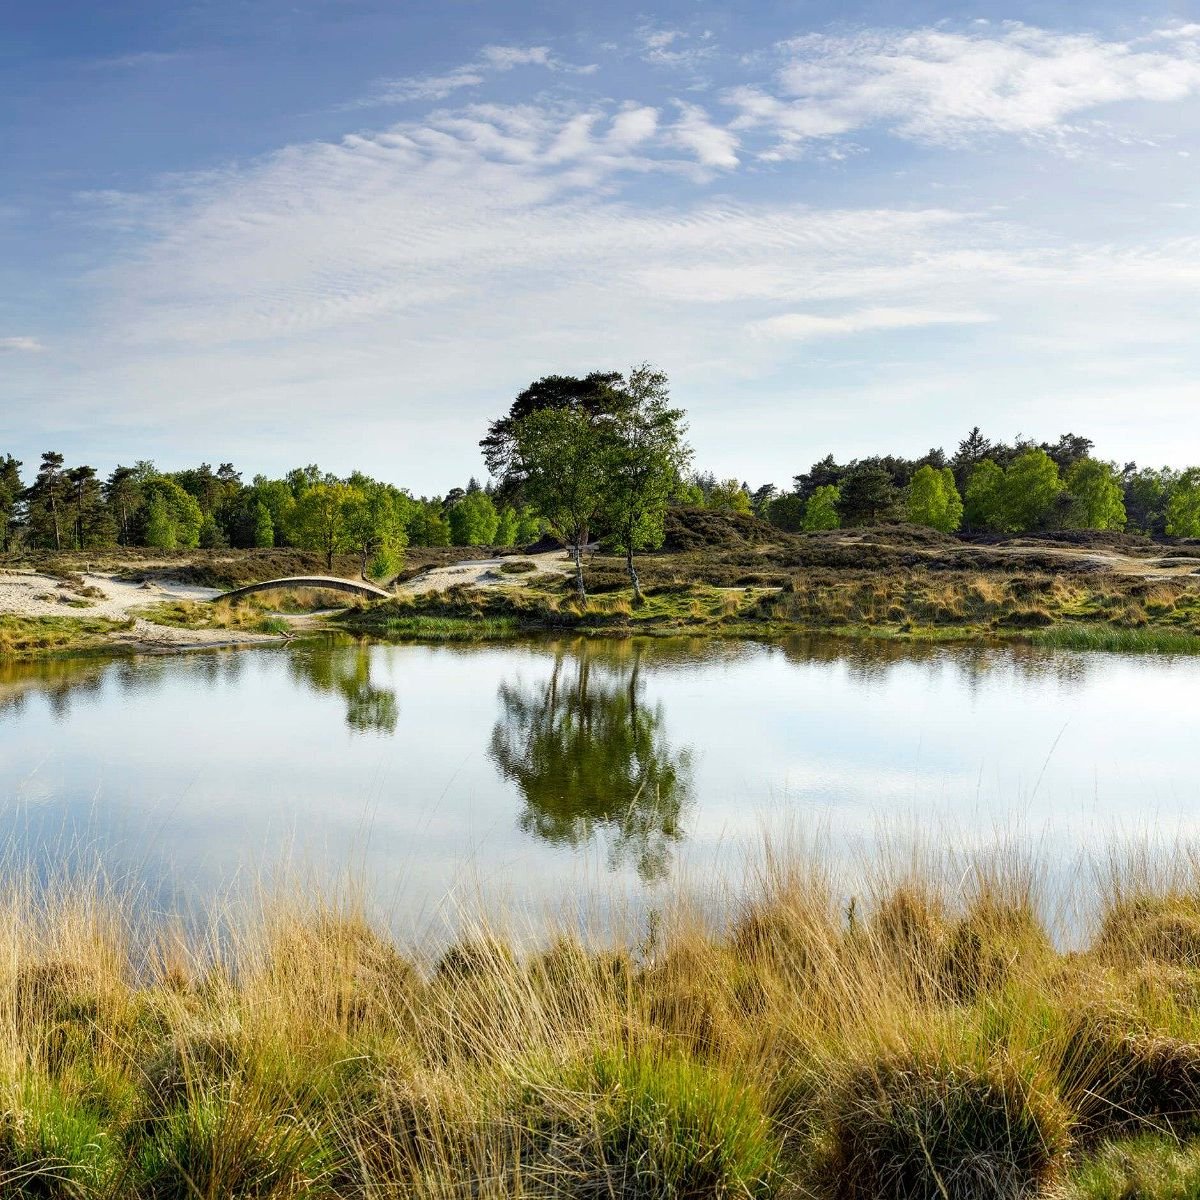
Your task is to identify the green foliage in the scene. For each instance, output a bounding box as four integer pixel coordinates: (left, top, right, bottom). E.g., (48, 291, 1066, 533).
(766, 492, 806, 532)
(706, 478, 752, 514)
(803, 484, 841, 531)
(1125, 467, 1179, 536)
(342, 482, 410, 577)
(24, 451, 69, 551)
(407, 500, 451, 547)
(290, 481, 354, 570)
(1003, 447, 1065, 532)
(141, 478, 204, 549)
(599, 364, 692, 593)
(447, 490, 500, 545)
(906, 465, 963, 532)
(493, 505, 518, 546)
(1066, 459, 1127, 531)
(837, 465, 900, 525)
(198, 512, 228, 549)
(252, 502, 275, 548)
(1166, 468, 1200, 538)
(965, 451, 1063, 533)
(964, 458, 1007, 532)
(0, 453, 22, 551)
(513, 405, 606, 596)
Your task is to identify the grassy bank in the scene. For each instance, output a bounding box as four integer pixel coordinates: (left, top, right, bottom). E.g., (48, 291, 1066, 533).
(0, 613, 134, 657)
(342, 565, 1200, 652)
(10, 848, 1200, 1196)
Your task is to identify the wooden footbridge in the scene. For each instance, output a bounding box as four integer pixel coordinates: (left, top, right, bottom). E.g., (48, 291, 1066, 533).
(213, 576, 392, 602)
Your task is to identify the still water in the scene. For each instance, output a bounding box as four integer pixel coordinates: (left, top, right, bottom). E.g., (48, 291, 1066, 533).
(0, 636, 1195, 927)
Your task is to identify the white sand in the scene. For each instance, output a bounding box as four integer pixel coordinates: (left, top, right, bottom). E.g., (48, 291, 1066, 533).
(0, 570, 283, 648)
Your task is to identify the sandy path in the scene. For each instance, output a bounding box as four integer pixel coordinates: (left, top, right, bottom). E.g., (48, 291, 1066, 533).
(398, 549, 575, 594)
(0, 570, 284, 647)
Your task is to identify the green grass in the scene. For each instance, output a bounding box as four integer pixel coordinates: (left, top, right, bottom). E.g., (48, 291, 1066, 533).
(1063, 1135, 1200, 1199)
(374, 614, 520, 639)
(0, 614, 133, 657)
(1029, 624, 1200, 654)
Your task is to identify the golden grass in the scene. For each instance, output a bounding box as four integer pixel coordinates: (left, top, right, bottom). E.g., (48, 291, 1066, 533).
(5, 843, 1200, 1196)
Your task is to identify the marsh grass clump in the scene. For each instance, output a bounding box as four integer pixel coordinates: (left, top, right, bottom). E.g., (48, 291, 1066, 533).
(1059, 1006, 1200, 1141)
(821, 1050, 1071, 1200)
(530, 1048, 781, 1200)
(1096, 892, 1200, 969)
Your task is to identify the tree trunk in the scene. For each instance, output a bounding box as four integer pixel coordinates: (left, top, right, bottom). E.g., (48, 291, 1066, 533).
(573, 531, 586, 601)
(625, 535, 642, 604)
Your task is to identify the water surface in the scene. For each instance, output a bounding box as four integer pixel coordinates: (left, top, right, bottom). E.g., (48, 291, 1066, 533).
(0, 636, 1195, 927)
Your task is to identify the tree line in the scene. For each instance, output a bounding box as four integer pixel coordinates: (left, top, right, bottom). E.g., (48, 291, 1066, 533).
(0, 455, 545, 576)
(752, 428, 1200, 538)
(4, 372, 1199, 587)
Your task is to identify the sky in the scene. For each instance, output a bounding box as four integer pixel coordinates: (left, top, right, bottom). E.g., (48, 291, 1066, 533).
(2, 0, 1199, 493)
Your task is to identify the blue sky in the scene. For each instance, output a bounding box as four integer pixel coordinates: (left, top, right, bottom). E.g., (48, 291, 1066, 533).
(3, 1, 1199, 491)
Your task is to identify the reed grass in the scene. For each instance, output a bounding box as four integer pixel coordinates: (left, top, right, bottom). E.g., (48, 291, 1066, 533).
(5, 844, 1200, 1196)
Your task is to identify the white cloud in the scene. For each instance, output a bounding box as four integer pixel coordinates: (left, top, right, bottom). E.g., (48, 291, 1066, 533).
(750, 307, 993, 339)
(361, 44, 557, 105)
(0, 337, 44, 353)
(668, 102, 739, 168)
(728, 24, 1200, 151)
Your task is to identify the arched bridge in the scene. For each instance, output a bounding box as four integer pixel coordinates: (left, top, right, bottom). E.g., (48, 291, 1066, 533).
(213, 576, 393, 602)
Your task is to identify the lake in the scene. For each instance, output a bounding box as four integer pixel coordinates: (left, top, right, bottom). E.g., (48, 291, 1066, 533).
(0, 635, 1195, 933)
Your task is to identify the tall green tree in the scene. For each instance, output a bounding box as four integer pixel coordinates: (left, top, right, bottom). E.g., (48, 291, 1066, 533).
(447, 490, 500, 546)
(482, 371, 624, 496)
(964, 459, 1006, 531)
(906, 465, 963, 532)
(344, 483, 410, 578)
(512, 405, 605, 600)
(1124, 466, 1178, 535)
(252, 502, 275, 548)
(837, 464, 900, 525)
(599, 364, 691, 599)
(1065, 459, 1126, 530)
(291, 481, 353, 570)
(103, 466, 142, 546)
(407, 499, 451, 547)
(1003, 447, 1064, 532)
(0, 455, 23, 552)
(1166, 468, 1200, 538)
(139, 478, 203, 549)
(803, 485, 841, 531)
(66, 465, 111, 549)
(26, 451, 68, 550)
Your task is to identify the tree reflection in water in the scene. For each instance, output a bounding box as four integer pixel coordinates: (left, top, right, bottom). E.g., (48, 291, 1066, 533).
(489, 640, 693, 881)
(287, 641, 398, 735)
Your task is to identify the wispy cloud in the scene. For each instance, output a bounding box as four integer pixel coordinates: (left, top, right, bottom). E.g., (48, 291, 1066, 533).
(0, 337, 44, 353)
(360, 44, 564, 106)
(728, 23, 1200, 154)
(750, 307, 993, 339)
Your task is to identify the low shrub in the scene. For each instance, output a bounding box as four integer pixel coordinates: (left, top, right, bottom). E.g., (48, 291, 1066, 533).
(822, 1050, 1070, 1200)
(534, 1049, 781, 1200)
(1060, 1007, 1200, 1140)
